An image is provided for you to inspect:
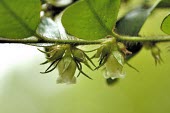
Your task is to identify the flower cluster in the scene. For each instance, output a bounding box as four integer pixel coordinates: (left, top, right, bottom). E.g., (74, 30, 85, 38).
(39, 37, 131, 84)
(39, 44, 94, 84)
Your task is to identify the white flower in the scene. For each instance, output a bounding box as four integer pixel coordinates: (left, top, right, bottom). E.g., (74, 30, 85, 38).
(103, 51, 125, 80)
(56, 56, 77, 84)
(41, 44, 94, 84)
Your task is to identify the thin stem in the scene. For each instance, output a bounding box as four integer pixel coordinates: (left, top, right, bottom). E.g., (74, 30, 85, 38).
(112, 32, 170, 43)
(0, 36, 103, 45)
(0, 37, 39, 43)
(42, 38, 104, 45)
(1, 32, 170, 45)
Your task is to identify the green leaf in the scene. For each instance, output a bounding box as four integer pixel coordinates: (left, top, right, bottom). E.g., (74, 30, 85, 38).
(116, 7, 154, 36)
(157, 0, 170, 8)
(112, 51, 124, 66)
(158, 2, 170, 8)
(0, 0, 41, 39)
(62, 0, 120, 40)
(162, 0, 170, 3)
(161, 14, 170, 34)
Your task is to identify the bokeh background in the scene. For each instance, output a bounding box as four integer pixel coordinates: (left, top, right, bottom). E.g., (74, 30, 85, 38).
(0, 0, 170, 113)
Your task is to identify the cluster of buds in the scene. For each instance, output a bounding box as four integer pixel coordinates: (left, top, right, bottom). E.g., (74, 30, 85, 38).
(39, 44, 94, 84)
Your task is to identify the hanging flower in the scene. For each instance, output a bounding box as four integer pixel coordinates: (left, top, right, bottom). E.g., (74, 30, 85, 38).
(92, 38, 125, 79)
(103, 51, 125, 79)
(39, 44, 94, 84)
(57, 54, 77, 84)
(92, 38, 117, 69)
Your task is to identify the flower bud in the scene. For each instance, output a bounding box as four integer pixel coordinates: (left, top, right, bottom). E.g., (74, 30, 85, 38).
(72, 48, 86, 62)
(144, 43, 163, 65)
(47, 46, 66, 61)
(72, 47, 94, 70)
(151, 45, 163, 65)
(93, 38, 117, 59)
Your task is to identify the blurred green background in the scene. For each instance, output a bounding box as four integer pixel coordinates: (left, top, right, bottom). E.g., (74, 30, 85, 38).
(0, 1, 170, 113)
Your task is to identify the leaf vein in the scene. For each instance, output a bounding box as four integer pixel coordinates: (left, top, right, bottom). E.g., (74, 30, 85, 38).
(85, 0, 112, 35)
(0, 0, 35, 35)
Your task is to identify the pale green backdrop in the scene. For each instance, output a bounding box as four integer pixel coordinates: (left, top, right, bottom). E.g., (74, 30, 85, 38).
(0, 1, 170, 113)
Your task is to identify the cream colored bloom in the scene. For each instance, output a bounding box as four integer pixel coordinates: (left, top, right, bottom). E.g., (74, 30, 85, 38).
(56, 56, 77, 84)
(103, 51, 125, 80)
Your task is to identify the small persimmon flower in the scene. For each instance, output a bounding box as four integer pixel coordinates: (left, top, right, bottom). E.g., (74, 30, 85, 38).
(57, 54, 77, 84)
(39, 44, 94, 84)
(92, 38, 125, 79)
(103, 51, 125, 79)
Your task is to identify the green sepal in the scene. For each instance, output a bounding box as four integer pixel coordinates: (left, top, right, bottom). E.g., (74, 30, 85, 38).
(112, 51, 124, 66)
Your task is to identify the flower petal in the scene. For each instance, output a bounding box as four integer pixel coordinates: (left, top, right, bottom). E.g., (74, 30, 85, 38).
(103, 52, 125, 79)
(57, 57, 77, 84)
